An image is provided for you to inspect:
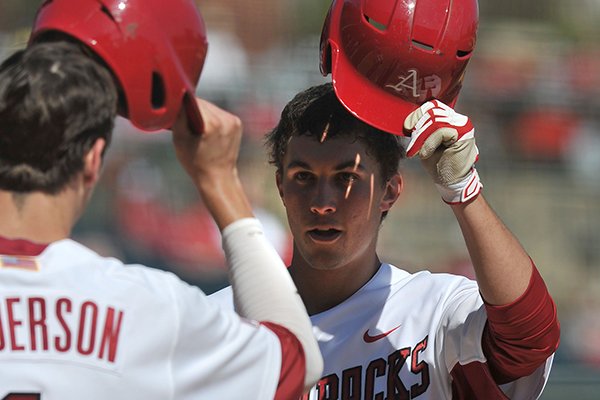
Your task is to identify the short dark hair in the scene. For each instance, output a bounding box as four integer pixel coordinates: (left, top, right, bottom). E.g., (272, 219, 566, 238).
(0, 41, 118, 194)
(265, 83, 405, 185)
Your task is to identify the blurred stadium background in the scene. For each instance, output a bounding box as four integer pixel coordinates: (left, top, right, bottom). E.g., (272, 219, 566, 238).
(1, 0, 599, 397)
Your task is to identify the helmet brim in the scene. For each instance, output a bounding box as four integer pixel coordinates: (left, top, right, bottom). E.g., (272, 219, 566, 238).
(328, 42, 419, 137)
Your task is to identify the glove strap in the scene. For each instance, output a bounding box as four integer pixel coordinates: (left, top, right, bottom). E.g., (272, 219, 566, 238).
(435, 168, 483, 204)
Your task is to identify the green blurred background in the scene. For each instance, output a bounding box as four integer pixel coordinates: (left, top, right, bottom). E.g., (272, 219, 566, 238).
(1, 1, 599, 397)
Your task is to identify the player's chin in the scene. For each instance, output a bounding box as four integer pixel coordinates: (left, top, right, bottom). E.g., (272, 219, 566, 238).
(305, 254, 346, 271)
(299, 242, 347, 270)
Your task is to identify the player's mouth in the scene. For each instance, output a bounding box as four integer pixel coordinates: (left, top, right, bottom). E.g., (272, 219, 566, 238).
(307, 228, 342, 243)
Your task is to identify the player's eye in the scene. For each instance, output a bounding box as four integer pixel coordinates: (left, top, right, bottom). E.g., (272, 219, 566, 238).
(294, 171, 313, 183)
(339, 172, 358, 185)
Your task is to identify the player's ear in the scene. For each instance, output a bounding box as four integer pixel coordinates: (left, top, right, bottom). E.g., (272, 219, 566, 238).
(82, 138, 106, 187)
(380, 173, 403, 213)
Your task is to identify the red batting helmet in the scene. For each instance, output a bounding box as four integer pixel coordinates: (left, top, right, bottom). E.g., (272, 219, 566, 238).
(320, 0, 479, 135)
(30, 0, 208, 132)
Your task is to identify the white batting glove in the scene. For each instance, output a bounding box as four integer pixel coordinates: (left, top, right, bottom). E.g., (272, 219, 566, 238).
(403, 100, 482, 204)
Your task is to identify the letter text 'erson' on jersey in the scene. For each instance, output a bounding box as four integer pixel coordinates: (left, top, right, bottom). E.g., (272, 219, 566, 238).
(301, 336, 430, 399)
(0, 295, 124, 370)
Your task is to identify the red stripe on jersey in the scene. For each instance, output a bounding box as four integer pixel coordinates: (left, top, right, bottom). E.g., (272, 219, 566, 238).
(482, 261, 560, 384)
(0, 235, 48, 256)
(261, 321, 306, 400)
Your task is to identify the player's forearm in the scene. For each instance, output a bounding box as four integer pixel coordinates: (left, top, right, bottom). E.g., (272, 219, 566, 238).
(192, 170, 254, 231)
(222, 218, 324, 391)
(172, 97, 254, 231)
(450, 195, 532, 305)
(197, 172, 323, 390)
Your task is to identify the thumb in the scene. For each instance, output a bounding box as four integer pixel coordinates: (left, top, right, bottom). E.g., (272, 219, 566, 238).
(403, 101, 436, 134)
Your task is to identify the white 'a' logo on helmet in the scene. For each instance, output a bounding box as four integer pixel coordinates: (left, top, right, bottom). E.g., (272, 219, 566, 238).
(386, 69, 442, 101)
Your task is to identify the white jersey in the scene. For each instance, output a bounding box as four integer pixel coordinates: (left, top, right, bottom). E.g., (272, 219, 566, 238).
(0, 239, 286, 400)
(211, 263, 554, 400)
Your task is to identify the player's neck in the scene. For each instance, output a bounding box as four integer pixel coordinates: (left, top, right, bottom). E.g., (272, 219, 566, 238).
(0, 189, 81, 244)
(289, 253, 382, 315)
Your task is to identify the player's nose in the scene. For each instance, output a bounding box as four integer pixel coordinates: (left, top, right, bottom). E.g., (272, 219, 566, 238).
(310, 181, 337, 215)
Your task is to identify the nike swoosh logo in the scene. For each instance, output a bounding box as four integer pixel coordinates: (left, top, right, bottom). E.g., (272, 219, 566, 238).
(363, 325, 402, 343)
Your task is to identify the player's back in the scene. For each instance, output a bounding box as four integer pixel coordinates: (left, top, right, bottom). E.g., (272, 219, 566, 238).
(0, 238, 282, 399)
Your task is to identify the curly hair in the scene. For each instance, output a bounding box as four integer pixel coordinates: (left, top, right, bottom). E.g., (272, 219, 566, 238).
(0, 40, 117, 194)
(265, 83, 405, 186)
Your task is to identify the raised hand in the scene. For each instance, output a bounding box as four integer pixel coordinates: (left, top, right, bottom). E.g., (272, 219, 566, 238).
(172, 97, 253, 229)
(403, 100, 482, 204)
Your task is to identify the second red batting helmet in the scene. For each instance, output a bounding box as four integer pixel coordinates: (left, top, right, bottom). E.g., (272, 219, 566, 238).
(320, 0, 479, 135)
(30, 0, 208, 132)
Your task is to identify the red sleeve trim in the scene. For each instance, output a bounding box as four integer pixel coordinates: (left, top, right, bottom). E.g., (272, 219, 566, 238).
(261, 322, 306, 400)
(482, 261, 560, 383)
(451, 361, 510, 400)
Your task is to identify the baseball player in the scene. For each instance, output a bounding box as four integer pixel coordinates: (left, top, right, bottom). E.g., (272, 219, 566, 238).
(211, 0, 560, 398)
(0, 0, 322, 399)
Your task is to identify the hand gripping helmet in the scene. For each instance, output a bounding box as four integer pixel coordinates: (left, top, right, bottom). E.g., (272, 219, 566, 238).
(320, 0, 479, 135)
(30, 0, 208, 132)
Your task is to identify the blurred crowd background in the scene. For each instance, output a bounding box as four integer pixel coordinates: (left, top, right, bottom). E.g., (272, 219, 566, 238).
(1, 0, 599, 397)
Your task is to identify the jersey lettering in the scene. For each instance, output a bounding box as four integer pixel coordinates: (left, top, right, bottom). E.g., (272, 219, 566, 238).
(77, 301, 98, 355)
(304, 336, 431, 399)
(55, 298, 71, 352)
(386, 348, 410, 399)
(29, 297, 48, 350)
(364, 358, 385, 400)
(341, 366, 361, 399)
(0, 296, 124, 363)
(316, 373, 338, 400)
(410, 336, 430, 398)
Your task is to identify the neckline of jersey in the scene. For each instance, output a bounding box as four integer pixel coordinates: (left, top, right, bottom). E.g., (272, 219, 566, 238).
(0, 235, 49, 256)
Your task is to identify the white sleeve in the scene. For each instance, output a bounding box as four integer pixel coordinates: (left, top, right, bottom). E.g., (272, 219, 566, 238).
(221, 217, 323, 390)
(438, 283, 487, 372)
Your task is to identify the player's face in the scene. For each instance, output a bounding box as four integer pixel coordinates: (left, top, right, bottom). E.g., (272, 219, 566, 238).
(277, 134, 401, 272)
